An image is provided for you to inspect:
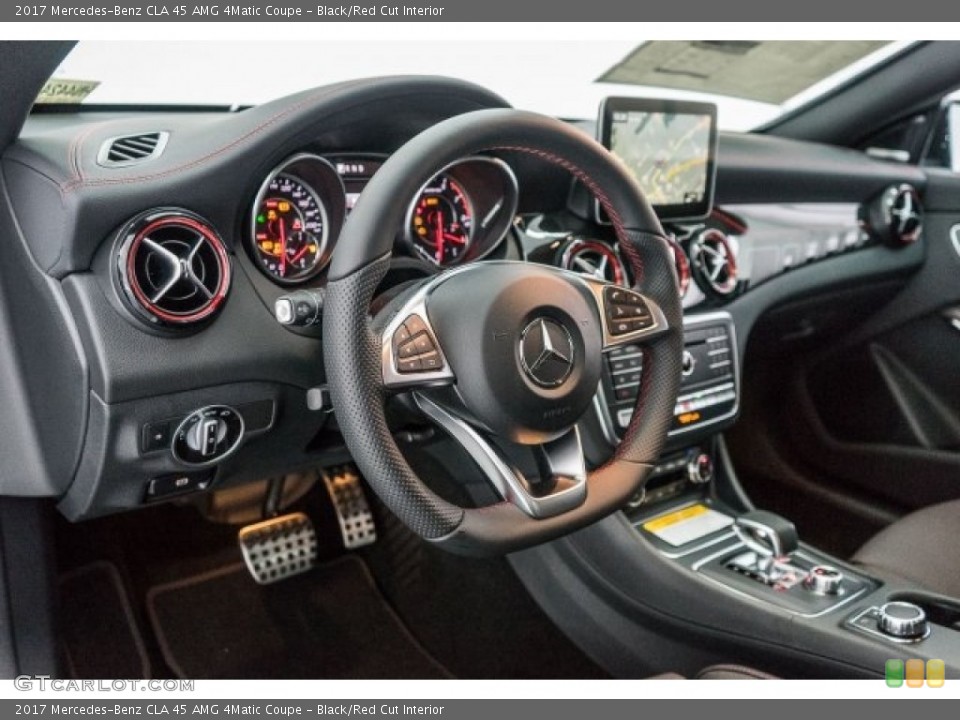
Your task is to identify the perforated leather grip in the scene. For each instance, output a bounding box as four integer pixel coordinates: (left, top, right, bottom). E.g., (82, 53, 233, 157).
(324, 255, 465, 539)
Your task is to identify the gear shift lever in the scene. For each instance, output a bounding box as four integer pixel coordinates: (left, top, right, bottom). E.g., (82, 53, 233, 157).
(733, 510, 799, 559)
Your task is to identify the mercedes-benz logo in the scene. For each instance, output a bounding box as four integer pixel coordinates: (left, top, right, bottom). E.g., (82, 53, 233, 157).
(519, 318, 575, 388)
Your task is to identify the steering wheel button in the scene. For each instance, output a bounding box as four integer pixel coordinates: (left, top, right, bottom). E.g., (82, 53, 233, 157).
(412, 333, 436, 354)
(403, 314, 428, 337)
(396, 357, 423, 373)
(419, 351, 442, 370)
(625, 317, 654, 333)
(396, 340, 420, 359)
(392, 324, 411, 345)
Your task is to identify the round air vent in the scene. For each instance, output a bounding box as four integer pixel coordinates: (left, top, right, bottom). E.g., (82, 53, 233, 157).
(561, 238, 626, 285)
(863, 184, 923, 247)
(689, 228, 738, 297)
(115, 209, 231, 328)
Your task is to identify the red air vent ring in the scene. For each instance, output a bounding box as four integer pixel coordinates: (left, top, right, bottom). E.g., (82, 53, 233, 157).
(115, 210, 231, 328)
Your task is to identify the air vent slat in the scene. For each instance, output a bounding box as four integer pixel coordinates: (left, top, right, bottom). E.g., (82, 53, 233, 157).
(98, 132, 169, 168)
(124, 136, 158, 147)
(114, 144, 151, 156)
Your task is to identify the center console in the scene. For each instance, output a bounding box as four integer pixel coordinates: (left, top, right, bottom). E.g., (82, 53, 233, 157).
(522, 342, 960, 677)
(595, 312, 738, 444)
(633, 504, 876, 617)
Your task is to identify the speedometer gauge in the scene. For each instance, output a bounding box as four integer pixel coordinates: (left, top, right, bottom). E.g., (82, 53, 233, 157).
(252, 174, 328, 283)
(406, 174, 474, 266)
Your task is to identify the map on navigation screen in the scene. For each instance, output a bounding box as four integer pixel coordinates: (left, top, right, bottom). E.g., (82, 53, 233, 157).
(600, 98, 716, 219)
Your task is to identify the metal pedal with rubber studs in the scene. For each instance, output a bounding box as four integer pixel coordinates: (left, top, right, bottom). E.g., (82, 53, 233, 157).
(322, 465, 377, 550)
(238, 512, 318, 585)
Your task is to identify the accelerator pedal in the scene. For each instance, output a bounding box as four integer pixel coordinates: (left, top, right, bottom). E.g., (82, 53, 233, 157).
(238, 512, 317, 585)
(322, 465, 377, 550)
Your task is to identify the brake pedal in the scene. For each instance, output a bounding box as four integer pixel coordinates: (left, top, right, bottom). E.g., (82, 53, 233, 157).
(238, 512, 317, 585)
(322, 466, 377, 550)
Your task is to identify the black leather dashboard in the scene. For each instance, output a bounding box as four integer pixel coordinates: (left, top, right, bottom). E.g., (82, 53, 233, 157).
(0, 74, 929, 520)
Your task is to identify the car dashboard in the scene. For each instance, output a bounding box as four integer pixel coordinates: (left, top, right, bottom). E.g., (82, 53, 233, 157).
(0, 75, 927, 521)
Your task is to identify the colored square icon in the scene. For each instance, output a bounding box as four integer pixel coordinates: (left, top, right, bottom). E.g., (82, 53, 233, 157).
(885, 659, 904, 687)
(927, 659, 945, 688)
(906, 659, 925, 687)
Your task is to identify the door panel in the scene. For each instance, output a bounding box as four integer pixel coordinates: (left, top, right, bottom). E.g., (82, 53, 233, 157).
(788, 187, 960, 512)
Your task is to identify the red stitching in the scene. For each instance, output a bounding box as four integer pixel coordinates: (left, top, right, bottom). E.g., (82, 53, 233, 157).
(492, 145, 644, 285)
(60, 83, 365, 194)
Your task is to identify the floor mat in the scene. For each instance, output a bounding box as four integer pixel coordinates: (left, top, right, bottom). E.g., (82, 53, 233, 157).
(146, 555, 451, 679)
(361, 445, 609, 679)
(60, 562, 151, 679)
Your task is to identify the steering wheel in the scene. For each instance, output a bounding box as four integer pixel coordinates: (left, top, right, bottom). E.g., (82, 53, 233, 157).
(323, 109, 683, 556)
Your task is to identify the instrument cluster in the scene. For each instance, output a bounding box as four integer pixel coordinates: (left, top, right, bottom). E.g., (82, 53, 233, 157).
(247, 153, 519, 285)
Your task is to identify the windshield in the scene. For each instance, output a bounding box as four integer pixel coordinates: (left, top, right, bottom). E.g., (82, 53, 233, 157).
(44, 40, 910, 131)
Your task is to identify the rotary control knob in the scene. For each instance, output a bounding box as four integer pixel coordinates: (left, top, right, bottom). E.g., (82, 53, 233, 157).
(687, 453, 714, 485)
(878, 601, 929, 640)
(803, 565, 844, 595)
(172, 405, 245, 466)
(186, 416, 227, 455)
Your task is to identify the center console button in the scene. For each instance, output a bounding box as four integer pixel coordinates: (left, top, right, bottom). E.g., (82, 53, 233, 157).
(877, 601, 929, 640)
(687, 453, 713, 484)
(803, 565, 844, 595)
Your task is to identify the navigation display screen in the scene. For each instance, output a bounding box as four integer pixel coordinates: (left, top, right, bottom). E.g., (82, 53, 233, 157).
(598, 97, 717, 221)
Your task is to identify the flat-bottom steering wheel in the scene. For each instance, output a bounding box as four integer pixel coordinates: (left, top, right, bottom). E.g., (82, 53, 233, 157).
(323, 109, 683, 556)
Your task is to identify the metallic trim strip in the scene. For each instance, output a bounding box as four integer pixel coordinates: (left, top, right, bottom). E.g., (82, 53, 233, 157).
(414, 394, 588, 519)
(846, 607, 932, 645)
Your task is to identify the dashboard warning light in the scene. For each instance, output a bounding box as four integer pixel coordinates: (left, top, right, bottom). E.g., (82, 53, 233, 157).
(677, 412, 701, 425)
(278, 201, 291, 213)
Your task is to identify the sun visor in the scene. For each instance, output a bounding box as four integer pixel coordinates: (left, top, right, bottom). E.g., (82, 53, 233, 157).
(597, 41, 889, 105)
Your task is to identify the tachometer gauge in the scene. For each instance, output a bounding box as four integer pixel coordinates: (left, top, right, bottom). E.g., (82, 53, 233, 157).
(406, 174, 474, 266)
(252, 174, 328, 283)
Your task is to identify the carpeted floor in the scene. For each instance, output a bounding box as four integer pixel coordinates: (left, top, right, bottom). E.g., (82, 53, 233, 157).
(146, 555, 450, 679)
